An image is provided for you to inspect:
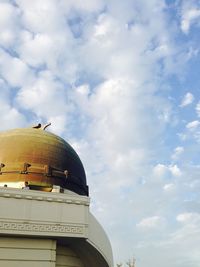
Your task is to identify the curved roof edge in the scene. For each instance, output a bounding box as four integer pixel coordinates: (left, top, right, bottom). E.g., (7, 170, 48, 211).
(87, 212, 114, 267)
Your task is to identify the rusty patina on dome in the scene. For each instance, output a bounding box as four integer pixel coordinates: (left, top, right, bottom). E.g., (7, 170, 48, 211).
(0, 127, 88, 195)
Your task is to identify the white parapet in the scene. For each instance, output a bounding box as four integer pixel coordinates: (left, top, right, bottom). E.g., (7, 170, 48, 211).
(0, 187, 113, 267)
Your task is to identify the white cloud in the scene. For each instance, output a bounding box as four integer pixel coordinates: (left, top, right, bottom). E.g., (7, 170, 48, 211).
(182, 120, 200, 143)
(153, 164, 181, 178)
(171, 146, 184, 161)
(180, 92, 194, 107)
(169, 165, 182, 177)
(177, 132, 187, 141)
(0, 105, 26, 130)
(181, 9, 200, 34)
(153, 164, 169, 177)
(137, 216, 165, 229)
(163, 183, 176, 192)
(186, 120, 200, 130)
(47, 115, 68, 136)
(0, 2, 20, 47)
(196, 101, 200, 117)
(59, 0, 104, 13)
(19, 33, 57, 67)
(0, 48, 34, 87)
(180, 1, 200, 34)
(0, 79, 27, 130)
(76, 84, 90, 95)
(16, 70, 70, 125)
(176, 212, 200, 224)
(16, 0, 66, 34)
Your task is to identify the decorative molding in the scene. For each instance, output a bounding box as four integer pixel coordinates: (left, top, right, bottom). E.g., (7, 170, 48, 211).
(0, 221, 85, 235)
(0, 189, 89, 206)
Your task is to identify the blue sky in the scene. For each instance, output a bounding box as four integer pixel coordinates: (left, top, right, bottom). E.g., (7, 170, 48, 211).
(0, 0, 200, 266)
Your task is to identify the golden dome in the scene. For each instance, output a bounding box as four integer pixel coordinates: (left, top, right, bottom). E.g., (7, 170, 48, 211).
(0, 127, 88, 195)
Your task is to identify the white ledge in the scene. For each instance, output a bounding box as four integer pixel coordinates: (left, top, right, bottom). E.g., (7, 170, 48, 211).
(0, 187, 90, 206)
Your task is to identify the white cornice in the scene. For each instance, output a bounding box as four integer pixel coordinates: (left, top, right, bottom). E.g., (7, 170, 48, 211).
(0, 187, 90, 206)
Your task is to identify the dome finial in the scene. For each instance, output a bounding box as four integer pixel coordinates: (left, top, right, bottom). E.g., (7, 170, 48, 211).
(43, 122, 51, 130)
(32, 123, 51, 130)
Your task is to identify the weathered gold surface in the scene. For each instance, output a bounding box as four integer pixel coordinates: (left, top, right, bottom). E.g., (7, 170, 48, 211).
(0, 128, 87, 194)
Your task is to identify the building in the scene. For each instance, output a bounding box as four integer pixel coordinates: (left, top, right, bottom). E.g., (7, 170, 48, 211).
(0, 126, 113, 267)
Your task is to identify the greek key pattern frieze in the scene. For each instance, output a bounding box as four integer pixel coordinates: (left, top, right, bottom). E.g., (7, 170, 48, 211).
(0, 221, 84, 235)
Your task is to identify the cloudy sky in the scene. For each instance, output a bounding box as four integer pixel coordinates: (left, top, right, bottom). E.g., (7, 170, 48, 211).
(1, 0, 200, 266)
